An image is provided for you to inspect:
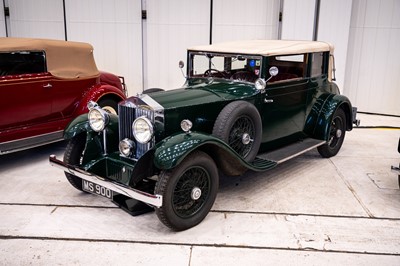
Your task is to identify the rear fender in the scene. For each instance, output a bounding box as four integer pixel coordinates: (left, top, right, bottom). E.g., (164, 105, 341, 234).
(304, 94, 353, 140)
(72, 84, 126, 117)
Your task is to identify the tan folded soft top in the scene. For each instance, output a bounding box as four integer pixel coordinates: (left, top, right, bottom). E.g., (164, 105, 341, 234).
(0, 37, 99, 79)
(189, 39, 335, 81)
(188, 39, 334, 56)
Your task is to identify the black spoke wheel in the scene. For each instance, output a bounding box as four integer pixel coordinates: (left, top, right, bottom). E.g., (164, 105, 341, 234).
(318, 108, 346, 158)
(228, 116, 255, 158)
(155, 151, 219, 231)
(63, 133, 87, 191)
(212, 101, 262, 162)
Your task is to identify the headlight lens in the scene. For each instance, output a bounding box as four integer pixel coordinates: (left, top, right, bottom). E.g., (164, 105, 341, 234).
(132, 116, 153, 144)
(119, 138, 135, 157)
(88, 108, 109, 132)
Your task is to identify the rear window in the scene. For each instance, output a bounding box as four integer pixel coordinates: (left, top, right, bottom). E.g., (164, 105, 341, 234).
(311, 52, 324, 77)
(0, 51, 46, 77)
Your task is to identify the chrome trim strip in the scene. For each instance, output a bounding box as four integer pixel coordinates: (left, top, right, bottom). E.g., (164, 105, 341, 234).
(276, 140, 326, 164)
(0, 130, 64, 155)
(49, 155, 163, 208)
(139, 94, 164, 111)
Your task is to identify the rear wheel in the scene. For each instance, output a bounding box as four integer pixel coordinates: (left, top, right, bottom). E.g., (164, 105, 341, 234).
(63, 134, 86, 191)
(155, 151, 219, 231)
(98, 98, 118, 115)
(318, 108, 346, 158)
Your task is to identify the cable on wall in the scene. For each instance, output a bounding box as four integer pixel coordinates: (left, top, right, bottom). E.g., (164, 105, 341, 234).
(209, 0, 213, 44)
(62, 0, 67, 41)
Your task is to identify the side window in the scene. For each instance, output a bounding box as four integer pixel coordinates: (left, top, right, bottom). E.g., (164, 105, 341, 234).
(268, 54, 306, 83)
(311, 52, 324, 77)
(0, 51, 46, 77)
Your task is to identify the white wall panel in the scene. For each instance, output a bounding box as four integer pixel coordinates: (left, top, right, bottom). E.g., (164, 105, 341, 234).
(281, 0, 315, 40)
(65, 0, 143, 96)
(212, 0, 280, 42)
(317, 0, 352, 91)
(0, 1, 6, 37)
(344, 0, 400, 115)
(145, 0, 209, 90)
(7, 0, 64, 39)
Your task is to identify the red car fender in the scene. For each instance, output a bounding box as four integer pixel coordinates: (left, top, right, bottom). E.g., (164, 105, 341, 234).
(73, 83, 126, 116)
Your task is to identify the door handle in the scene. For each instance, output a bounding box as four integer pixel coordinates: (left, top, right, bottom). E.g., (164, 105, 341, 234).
(43, 83, 52, 88)
(264, 99, 273, 103)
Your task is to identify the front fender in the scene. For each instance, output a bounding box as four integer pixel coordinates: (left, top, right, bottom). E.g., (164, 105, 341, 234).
(305, 94, 353, 140)
(64, 113, 120, 165)
(153, 132, 222, 169)
(153, 132, 275, 176)
(64, 113, 119, 140)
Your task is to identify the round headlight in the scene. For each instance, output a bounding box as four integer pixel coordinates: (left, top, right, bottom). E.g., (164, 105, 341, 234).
(88, 108, 109, 132)
(119, 138, 135, 157)
(132, 116, 153, 144)
(180, 119, 193, 133)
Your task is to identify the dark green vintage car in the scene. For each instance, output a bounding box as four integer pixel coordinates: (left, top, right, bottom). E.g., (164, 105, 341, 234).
(50, 40, 359, 231)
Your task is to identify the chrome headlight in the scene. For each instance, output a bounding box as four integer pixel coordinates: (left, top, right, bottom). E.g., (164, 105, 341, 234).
(132, 116, 153, 144)
(88, 107, 109, 132)
(119, 138, 135, 157)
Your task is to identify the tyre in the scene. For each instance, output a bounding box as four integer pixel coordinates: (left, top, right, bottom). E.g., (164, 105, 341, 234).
(155, 151, 219, 231)
(98, 98, 118, 115)
(212, 101, 262, 162)
(63, 134, 87, 191)
(317, 108, 346, 158)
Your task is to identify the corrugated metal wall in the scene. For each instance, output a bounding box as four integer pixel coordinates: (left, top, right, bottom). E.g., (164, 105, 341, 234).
(344, 0, 400, 115)
(0, 0, 399, 115)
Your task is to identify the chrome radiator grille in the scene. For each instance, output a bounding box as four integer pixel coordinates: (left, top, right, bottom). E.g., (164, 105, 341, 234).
(118, 104, 155, 159)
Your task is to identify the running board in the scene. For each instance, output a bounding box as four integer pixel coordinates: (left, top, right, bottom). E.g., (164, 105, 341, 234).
(256, 138, 326, 164)
(0, 130, 64, 155)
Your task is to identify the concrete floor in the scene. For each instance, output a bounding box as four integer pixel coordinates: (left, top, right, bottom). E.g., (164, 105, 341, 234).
(0, 113, 400, 265)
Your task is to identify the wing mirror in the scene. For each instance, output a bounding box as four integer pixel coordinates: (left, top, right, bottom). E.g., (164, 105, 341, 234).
(178, 60, 186, 78)
(266, 66, 279, 83)
(255, 66, 279, 91)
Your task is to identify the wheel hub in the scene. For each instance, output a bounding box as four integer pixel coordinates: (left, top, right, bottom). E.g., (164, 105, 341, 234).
(336, 129, 342, 138)
(191, 187, 202, 200)
(242, 133, 252, 145)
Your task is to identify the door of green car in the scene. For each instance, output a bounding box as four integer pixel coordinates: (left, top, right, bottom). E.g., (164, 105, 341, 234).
(260, 54, 309, 143)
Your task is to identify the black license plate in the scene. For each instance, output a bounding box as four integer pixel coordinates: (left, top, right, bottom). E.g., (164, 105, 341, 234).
(82, 180, 113, 199)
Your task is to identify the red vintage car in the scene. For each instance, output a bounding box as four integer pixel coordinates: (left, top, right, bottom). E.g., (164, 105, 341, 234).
(0, 38, 127, 154)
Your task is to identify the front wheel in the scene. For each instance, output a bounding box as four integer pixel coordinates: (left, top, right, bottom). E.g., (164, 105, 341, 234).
(63, 134, 86, 191)
(155, 151, 219, 231)
(318, 108, 346, 158)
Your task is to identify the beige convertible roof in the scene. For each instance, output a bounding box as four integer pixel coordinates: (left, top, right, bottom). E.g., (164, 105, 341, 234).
(0, 37, 99, 79)
(188, 39, 334, 56)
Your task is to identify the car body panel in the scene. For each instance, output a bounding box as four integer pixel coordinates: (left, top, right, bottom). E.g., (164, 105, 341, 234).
(0, 38, 126, 154)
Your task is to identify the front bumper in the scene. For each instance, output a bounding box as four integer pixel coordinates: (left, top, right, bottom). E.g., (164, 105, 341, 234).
(392, 165, 400, 175)
(49, 155, 162, 207)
